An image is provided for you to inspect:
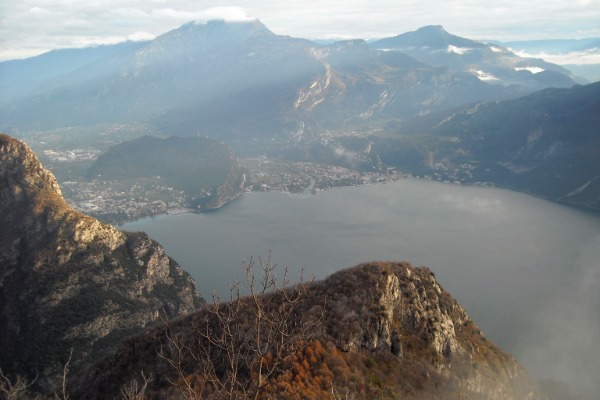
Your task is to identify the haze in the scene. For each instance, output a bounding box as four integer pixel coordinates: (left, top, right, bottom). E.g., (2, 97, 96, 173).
(2, 1, 599, 61)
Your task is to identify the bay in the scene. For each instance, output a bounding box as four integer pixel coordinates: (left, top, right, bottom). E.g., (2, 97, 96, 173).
(123, 179, 600, 396)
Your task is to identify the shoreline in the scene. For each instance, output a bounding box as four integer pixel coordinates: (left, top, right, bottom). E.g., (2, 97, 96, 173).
(108, 175, 600, 227)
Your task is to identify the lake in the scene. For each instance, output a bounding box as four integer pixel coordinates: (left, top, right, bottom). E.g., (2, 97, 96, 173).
(123, 179, 600, 397)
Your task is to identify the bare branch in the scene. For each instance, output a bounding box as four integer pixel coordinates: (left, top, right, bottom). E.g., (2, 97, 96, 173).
(159, 253, 323, 399)
(54, 348, 72, 400)
(120, 371, 152, 400)
(0, 369, 37, 400)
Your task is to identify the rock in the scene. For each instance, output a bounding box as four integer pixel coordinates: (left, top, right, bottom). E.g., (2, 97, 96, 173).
(73, 261, 545, 400)
(0, 134, 204, 392)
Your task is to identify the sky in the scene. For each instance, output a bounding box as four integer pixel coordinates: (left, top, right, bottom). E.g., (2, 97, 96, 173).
(1, 0, 599, 62)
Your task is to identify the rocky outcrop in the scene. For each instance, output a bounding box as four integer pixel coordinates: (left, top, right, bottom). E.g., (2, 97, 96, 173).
(195, 156, 246, 209)
(317, 262, 542, 399)
(0, 134, 204, 391)
(73, 261, 544, 400)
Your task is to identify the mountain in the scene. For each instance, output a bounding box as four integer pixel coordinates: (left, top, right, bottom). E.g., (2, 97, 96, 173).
(0, 20, 319, 138)
(371, 25, 580, 90)
(87, 135, 246, 209)
(0, 134, 204, 391)
(72, 262, 544, 399)
(375, 82, 600, 210)
(500, 38, 600, 83)
(0, 20, 559, 149)
(0, 41, 146, 106)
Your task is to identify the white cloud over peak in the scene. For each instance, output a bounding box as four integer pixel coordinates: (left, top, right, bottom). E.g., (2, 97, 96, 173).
(192, 7, 255, 22)
(128, 31, 156, 42)
(1, 1, 599, 61)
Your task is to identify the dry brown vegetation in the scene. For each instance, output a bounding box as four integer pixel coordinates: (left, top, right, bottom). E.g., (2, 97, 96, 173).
(70, 261, 543, 400)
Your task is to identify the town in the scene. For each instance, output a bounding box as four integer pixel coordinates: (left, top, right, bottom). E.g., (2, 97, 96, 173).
(59, 158, 409, 225)
(21, 128, 486, 225)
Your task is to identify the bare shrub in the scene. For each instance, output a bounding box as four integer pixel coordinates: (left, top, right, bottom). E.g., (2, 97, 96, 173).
(159, 253, 322, 399)
(120, 371, 152, 400)
(0, 369, 37, 400)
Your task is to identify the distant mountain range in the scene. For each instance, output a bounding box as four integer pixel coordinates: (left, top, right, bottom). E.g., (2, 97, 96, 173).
(0, 19, 597, 212)
(0, 21, 579, 143)
(498, 38, 600, 83)
(371, 25, 580, 88)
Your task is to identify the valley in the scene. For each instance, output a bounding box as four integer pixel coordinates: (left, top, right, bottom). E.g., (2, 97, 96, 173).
(1, 14, 599, 399)
(24, 126, 475, 224)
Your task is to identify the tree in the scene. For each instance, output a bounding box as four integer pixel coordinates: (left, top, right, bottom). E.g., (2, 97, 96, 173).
(0, 369, 37, 400)
(159, 253, 322, 399)
(120, 371, 152, 400)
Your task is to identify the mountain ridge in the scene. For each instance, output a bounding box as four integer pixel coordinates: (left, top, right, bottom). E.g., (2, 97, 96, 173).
(0, 133, 204, 391)
(72, 261, 545, 399)
(371, 25, 579, 89)
(429, 82, 600, 209)
(0, 21, 575, 144)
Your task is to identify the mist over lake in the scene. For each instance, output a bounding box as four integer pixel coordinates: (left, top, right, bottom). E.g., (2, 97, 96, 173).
(123, 179, 600, 397)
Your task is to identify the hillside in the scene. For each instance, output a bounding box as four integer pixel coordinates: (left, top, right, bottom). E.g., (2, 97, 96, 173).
(0, 134, 204, 392)
(87, 135, 245, 209)
(0, 21, 571, 148)
(375, 81, 600, 210)
(73, 262, 544, 400)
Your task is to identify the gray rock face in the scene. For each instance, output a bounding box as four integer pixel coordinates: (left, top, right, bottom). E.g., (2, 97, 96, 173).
(0, 133, 203, 390)
(74, 261, 544, 400)
(317, 262, 544, 400)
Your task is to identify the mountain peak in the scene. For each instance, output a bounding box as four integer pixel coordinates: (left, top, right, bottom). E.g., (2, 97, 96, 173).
(73, 261, 543, 399)
(0, 133, 67, 216)
(171, 18, 274, 39)
(372, 25, 483, 50)
(0, 133, 203, 390)
(417, 24, 447, 33)
(188, 18, 262, 27)
(147, 18, 276, 54)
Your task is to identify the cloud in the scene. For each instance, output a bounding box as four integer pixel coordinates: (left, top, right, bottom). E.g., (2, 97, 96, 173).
(447, 45, 472, 55)
(471, 69, 501, 81)
(514, 66, 545, 73)
(128, 31, 156, 41)
(514, 49, 600, 66)
(192, 7, 255, 22)
(1, 1, 600, 61)
(149, 7, 251, 22)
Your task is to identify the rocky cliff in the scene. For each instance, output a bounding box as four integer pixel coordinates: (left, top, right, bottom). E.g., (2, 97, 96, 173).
(314, 262, 542, 399)
(73, 262, 544, 399)
(192, 154, 246, 210)
(0, 134, 204, 391)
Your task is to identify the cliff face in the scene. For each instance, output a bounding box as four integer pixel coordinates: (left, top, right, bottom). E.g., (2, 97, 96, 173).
(74, 262, 543, 400)
(0, 134, 203, 390)
(197, 155, 246, 209)
(315, 262, 541, 399)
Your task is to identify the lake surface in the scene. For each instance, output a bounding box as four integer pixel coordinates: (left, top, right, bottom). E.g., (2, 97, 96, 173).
(123, 179, 600, 397)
